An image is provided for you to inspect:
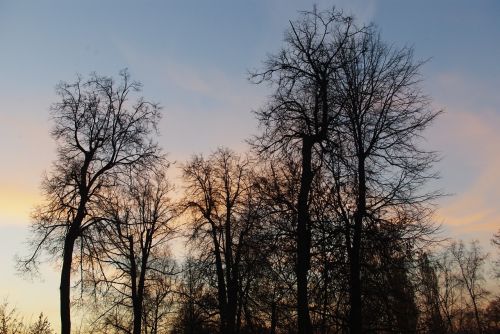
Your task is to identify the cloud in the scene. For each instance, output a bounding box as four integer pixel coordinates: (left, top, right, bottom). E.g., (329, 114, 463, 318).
(429, 71, 500, 242)
(112, 38, 265, 157)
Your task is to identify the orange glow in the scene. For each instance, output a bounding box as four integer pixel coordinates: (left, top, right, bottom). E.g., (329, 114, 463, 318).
(0, 185, 40, 225)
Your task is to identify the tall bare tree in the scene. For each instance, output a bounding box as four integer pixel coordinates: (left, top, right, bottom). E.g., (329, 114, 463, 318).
(250, 8, 363, 333)
(326, 24, 440, 333)
(20, 70, 161, 334)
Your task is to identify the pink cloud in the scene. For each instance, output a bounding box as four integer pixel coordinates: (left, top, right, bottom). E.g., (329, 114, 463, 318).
(429, 72, 500, 242)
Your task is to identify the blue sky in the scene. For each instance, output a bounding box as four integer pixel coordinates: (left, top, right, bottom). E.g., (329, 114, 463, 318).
(0, 0, 499, 327)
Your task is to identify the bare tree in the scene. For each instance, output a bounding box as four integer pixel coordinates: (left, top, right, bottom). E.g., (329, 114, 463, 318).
(20, 70, 161, 334)
(448, 240, 489, 334)
(27, 313, 53, 334)
(492, 230, 500, 279)
(325, 23, 440, 333)
(0, 302, 25, 334)
(484, 296, 500, 332)
(171, 257, 216, 334)
(417, 253, 446, 334)
(141, 253, 177, 334)
(434, 247, 464, 333)
(182, 148, 261, 334)
(250, 8, 363, 333)
(85, 164, 177, 334)
(0, 302, 53, 334)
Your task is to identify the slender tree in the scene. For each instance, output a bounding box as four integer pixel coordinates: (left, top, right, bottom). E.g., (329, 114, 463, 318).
(493, 230, 500, 279)
(171, 257, 214, 334)
(435, 247, 463, 333)
(418, 253, 446, 334)
(20, 70, 161, 334)
(448, 240, 489, 334)
(84, 164, 176, 334)
(252, 156, 303, 333)
(326, 25, 440, 333)
(182, 148, 259, 334)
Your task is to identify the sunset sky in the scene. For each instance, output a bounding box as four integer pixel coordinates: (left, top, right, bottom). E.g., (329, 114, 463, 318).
(0, 0, 499, 327)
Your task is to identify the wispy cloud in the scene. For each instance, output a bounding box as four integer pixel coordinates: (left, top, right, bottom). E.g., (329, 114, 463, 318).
(429, 71, 500, 242)
(113, 38, 265, 157)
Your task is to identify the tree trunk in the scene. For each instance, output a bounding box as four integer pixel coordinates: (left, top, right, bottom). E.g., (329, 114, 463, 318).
(60, 197, 86, 334)
(60, 231, 77, 334)
(226, 276, 237, 334)
(211, 223, 228, 333)
(270, 301, 277, 334)
(225, 208, 237, 334)
(132, 291, 143, 334)
(127, 234, 152, 334)
(297, 138, 314, 334)
(470, 292, 483, 334)
(128, 237, 141, 334)
(321, 242, 329, 334)
(349, 156, 366, 334)
(349, 240, 362, 334)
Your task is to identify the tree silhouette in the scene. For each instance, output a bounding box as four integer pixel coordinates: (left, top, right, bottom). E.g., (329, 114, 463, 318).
(448, 240, 489, 334)
(27, 313, 53, 334)
(20, 70, 161, 334)
(324, 23, 440, 333)
(83, 164, 176, 334)
(492, 230, 500, 279)
(250, 8, 364, 333)
(418, 253, 446, 334)
(13, 6, 500, 334)
(0, 302, 25, 334)
(182, 148, 261, 334)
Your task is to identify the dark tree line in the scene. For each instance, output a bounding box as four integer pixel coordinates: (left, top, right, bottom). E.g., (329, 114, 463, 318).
(19, 7, 499, 334)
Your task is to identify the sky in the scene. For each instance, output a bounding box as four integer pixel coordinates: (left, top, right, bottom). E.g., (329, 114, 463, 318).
(0, 0, 499, 328)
